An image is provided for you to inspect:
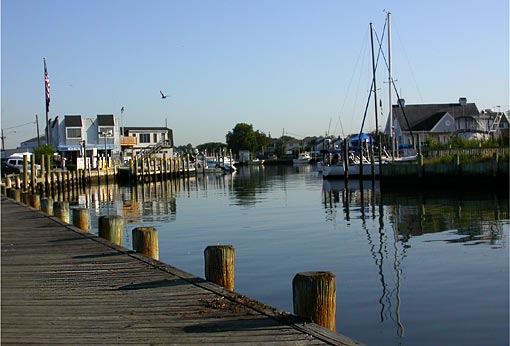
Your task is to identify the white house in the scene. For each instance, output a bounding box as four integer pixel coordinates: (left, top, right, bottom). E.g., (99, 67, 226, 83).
(384, 98, 506, 146)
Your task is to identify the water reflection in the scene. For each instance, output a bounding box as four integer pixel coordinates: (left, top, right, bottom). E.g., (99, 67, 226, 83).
(322, 178, 508, 339)
(322, 179, 508, 245)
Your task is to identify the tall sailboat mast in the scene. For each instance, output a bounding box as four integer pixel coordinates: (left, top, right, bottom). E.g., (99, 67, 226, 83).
(370, 22, 379, 137)
(387, 11, 394, 157)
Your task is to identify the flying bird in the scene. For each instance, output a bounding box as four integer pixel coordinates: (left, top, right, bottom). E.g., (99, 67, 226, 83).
(160, 90, 170, 99)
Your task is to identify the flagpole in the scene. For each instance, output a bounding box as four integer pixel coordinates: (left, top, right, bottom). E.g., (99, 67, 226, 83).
(44, 58, 51, 146)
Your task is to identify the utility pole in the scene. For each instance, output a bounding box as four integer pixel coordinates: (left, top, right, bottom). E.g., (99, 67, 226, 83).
(36, 114, 41, 147)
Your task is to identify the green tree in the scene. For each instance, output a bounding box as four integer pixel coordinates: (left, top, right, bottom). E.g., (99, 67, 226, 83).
(226, 123, 271, 156)
(226, 123, 258, 154)
(255, 130, 271, 155)
(33, 144, 55, 164)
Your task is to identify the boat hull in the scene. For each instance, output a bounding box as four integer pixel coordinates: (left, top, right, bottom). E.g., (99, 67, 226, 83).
(322, 163, 380, 179)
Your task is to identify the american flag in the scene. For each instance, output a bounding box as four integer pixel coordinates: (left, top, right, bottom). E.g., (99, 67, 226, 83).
(44, 58, 50, 112)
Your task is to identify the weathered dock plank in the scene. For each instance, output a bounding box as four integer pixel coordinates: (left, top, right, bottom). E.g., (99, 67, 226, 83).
(1, 197, 361, 346)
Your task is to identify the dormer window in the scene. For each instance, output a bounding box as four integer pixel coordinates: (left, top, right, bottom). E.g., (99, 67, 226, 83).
(97, 114, 115, 138)
(64, 115, 82, 139)
(67, 128, 82, 138)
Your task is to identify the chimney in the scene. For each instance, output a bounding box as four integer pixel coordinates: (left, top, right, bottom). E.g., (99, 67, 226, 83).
(459, 97, 467, 106)
(398, 98, 405, 108)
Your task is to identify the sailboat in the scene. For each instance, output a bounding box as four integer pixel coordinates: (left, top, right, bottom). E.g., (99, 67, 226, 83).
(322, 12, 416, 179)
(323, 18, 387, 179)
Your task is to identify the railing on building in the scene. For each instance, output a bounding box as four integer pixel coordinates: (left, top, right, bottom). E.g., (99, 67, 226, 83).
(121, 136, 137, 147)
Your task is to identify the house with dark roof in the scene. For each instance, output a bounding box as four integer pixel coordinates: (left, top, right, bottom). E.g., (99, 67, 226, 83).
(47, 114, 121, 168)
(384, 98, 504, 146)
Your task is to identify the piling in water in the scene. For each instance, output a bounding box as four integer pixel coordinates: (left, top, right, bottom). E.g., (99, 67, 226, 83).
(292, 271, 336, 332)
(53, 201, 70, 223)
(204, 245, 235, 291)
(98, 215, 123, 245)
(11, 189, 21, 203)
(72, 208, 89, 231)
(41, 197, 53, 215)
(30, 194, 41, 210)
(132, 227, 159, 260)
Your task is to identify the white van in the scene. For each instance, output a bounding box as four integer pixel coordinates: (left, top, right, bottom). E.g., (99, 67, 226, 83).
(6, 153, 41, 173)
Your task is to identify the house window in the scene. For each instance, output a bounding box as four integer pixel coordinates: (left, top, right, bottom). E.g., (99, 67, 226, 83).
(67, 128, 81, 138)
(153, 133, 158, 142)
(99, 127, 114, 137)
(139, 134, 150, 143)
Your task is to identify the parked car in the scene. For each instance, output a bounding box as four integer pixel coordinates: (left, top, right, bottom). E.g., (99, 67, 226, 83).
(5, 154, 41, 174)
(1, 161, 21, 177)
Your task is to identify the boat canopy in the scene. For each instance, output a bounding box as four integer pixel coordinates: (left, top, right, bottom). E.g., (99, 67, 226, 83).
(350, 133, 376, 144)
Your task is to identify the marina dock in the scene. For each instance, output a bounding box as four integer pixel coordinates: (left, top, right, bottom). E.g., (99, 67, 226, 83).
(1, 197, 360, 345)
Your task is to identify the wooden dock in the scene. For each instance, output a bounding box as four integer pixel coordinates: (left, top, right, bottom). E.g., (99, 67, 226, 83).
(1, 197, 361, 346)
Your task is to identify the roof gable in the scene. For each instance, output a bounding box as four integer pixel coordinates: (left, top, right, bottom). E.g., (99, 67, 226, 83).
(64, 115, 82, 127)
(392, 103, 479, 131)
(97, 114, 114, 126)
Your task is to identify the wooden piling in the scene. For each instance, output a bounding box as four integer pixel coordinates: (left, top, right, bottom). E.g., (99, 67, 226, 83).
(98, 215, 123, 245)
(30, 194, 41, 210)
(53, 201, 70, 223)
(22, 192, 31, 205)
(72, 208, 90, 231)
(31, 159, 36, 193)
(11, 189, 21, 203)
(204, 245, 235, 291)
(132, 227, 159, 260)
(41, 197, 53, 215)
(23, 155, 28, 191)
(292, 271, 336, 332)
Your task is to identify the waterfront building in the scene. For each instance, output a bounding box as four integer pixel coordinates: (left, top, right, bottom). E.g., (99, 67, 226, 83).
(121, 127, 174, 160)
(46, 114, 120, 168)
(385, 98, 508, 146)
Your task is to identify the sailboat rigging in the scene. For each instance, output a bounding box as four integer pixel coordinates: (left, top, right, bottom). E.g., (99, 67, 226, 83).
(322, 12, 417, 179)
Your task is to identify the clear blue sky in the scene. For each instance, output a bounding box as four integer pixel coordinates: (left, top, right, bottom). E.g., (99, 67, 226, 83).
(1, 0, 508, 148)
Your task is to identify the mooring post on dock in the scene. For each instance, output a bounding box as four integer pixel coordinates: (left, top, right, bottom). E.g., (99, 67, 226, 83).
(30, 159, 36, 193)
(132, 227, 159, 260)
(30, 194, 41, 210)
(72, 208, 90, 231)
(98, 215, 124, 245)
(41, 197, 53, 215)
(11, 189, 21, 203)
(204, 245, 235, 291)
(292, 271, 336, 332)
(23, 155, 29, 191)
(53, 201, 70, 224)
(22, 191, 31, 205)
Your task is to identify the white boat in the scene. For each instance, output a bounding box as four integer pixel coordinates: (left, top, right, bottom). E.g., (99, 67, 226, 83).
(293, 152, 311, 164)
(204, 157, 237, 173)
(322, 162, 381, 178)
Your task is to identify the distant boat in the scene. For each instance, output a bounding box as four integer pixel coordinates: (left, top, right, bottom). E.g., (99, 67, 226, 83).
(293, 152, 311, 164)
(321, 139, 382, 179)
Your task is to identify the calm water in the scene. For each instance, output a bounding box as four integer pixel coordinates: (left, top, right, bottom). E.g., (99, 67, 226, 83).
(68, 165, 508, 346)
